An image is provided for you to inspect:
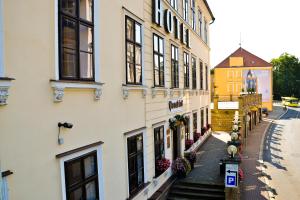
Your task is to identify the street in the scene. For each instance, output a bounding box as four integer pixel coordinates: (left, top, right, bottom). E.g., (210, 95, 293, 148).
(263, 107, 300, 199)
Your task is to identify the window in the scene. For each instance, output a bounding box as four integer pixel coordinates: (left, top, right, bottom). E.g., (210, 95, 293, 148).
(198, 9, 202, 38)
(127, 134, 144, 196)
(154, 126, 165, 177)
(0, 176, 9, 200)
(185, 116, 190, 141)
(200, 61, 203, 90)
(205, 64, 208, 90)
(171, 45, 179, 88)
(204, 20, 208, 43)
(59, 0, 95, 81)
(170, 0, 178, 10)
(183, 0, 188, 22)
(191, 0, 196, 31)
(126, 16, 142, 85)
(192, 57, 196, 89)
(206, 107, 209, 126)
(153, 34, 164, 87)
(64, 151, 99, 200)
(183, 52, 190, 88)
(193, 112, 197, 133)
(201, 109, 204, 128)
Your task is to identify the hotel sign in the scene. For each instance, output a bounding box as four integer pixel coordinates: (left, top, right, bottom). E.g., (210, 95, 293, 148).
(169, 99, 183, 113)
(152, 0, 190, 48)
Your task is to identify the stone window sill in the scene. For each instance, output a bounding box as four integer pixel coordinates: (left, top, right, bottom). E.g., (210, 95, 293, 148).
(122, 84, 147, 99)
(50, 79, 104, 102)
(0, 77, 15, 106)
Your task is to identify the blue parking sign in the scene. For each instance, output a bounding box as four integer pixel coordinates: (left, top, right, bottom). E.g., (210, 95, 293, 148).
(225, 164, 238, 188)
(226, 176, 236, 186)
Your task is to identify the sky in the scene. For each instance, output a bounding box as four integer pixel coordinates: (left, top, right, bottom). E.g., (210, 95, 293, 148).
(208, 0, 300, 68)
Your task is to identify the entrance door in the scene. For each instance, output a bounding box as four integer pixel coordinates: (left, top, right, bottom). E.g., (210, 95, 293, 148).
(172, 127, 179, 160)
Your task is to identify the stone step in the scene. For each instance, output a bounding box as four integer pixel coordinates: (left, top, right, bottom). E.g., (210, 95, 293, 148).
(171, 184, 225, 194)
(167, 190, 225, 200)
(175, 181, 225, 190)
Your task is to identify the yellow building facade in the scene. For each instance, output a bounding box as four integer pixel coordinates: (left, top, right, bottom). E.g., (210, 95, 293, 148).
(0, 0, 214, 200)
(213, 48, 273, 111)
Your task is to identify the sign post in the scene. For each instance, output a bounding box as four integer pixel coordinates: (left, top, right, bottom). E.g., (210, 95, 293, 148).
(225, 163, 238, 188)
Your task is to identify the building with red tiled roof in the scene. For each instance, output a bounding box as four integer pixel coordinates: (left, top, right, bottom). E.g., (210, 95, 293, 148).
(212, 47, 273, 111)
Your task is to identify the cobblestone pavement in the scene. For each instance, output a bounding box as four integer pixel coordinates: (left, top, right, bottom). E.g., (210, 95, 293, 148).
(241, 105, 285, 200)
(263, 106, 300, 200)
(182, 132, 231, 184)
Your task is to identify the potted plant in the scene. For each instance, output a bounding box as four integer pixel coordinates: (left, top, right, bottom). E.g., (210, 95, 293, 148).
(193, 132, 201, 142)
(201, 127, 207, 136)
(185, 139, 194, 150)
(184, 151, 197, 169)
(155, 158, 171, 176)
(172, 157, 192, 178)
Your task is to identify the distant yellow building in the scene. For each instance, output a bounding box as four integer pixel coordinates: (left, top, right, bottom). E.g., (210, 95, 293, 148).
(213, 47, 273, 111)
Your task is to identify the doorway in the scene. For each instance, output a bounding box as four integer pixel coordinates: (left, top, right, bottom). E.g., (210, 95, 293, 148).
(172, 127, 180, 160)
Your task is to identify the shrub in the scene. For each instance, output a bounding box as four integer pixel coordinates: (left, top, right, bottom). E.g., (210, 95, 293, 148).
(193, 132, 201, 142)
(185, 139, 194, 150)
(172, 158, 186, 178)
(155, 158, 171, 175)
(184, 151, 197, 164)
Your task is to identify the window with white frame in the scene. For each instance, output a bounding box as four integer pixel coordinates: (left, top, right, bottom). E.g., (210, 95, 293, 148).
(198, 9, 202, 38)
(126, 16, 143, 85)
(58, 0, 95, 80)
(192, 57, 196, 89)
(170, 0, 178, 10)
(191, 0, 196, 31)
(183, 0, 189, 22)
(153, 34, 164, 87)
(171, 45, 179, 88)
(154, 125, 165, 177)
(127, 133, 144, 197)
(59, 145, 104, 200)
(204, 19, 208, 44)
(183, 52, 190, 88)
(0, 175, 9, 200)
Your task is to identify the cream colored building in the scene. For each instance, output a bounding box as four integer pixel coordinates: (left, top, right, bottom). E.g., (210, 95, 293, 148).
(0, 0, 214, 199)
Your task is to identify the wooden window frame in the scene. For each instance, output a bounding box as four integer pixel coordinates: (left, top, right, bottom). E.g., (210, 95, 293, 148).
(171, 45, 179, 88)
(64, 151, 99, 200)
(58, 0, 95, 81)
(154, 126, 165, 177)
(183, 52, 190, 88)
(125, 16, 143, 85)
(200, 61, 203, 90)
(127, 133, 144, 197)
(183, 0, 189, 22)
(192, 57, 196, 89)
(153, 34, 165, 87)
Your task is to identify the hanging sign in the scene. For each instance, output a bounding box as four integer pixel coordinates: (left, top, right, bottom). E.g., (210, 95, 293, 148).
(168, 99, 183, 113)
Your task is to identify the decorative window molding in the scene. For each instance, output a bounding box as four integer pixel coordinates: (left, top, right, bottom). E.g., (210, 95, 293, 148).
(0, 78, 14, 106)
(50, 80, 104, 102)
(151, 87, 168, 98)
(57, 143, 104, 200)
(122, 84, 147, 99)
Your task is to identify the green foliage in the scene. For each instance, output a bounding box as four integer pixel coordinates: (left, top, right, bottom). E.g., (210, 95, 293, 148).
(271, 53, 300, 99)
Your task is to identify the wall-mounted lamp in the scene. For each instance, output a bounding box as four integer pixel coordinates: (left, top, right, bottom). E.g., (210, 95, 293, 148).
(58, 122, 73, 145)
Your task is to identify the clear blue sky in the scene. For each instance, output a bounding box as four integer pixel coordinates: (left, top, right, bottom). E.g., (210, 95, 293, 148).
(208, 0, 300, 68)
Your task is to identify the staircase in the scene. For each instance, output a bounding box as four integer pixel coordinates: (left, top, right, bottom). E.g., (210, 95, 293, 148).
(167, 181, 225, 200)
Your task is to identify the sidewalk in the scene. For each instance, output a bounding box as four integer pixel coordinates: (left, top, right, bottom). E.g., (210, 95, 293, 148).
(182, 132, 231, 185)
(241, 105, 284, 200)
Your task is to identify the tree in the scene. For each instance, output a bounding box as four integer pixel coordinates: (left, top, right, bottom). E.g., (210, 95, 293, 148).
(271, 53, 300, 99)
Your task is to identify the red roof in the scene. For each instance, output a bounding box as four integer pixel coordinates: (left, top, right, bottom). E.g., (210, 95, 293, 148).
(214, 47, 272, 68)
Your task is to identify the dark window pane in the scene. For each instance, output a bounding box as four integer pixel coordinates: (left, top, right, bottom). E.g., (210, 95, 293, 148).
(84, 156, 96, 178)
(135, 24, 141, 44)
(80, 0, 93, 22)
(126, 19, 134, 41)
(62, 17, 77, 49)
(66, 160, 82, 186)
(85, 181, 97, 200)
(154, 37, 158, 52)
(128, 157, 136, 174)
(159, 38, 163, 54)
(69, 187, 83, 200)
(137, 168, 143, 185)
(137, 135, 143, 151)
(137, 153, 143, 169)
(127, 43, 134, 63)
(62, 0, 76, 16)
(80, 25, 93, 52)
(62, 48, 77, 78)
